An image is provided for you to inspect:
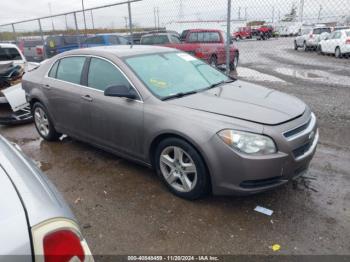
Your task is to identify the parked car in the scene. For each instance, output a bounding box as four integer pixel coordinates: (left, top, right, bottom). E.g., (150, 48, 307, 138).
(141, 29, 239, 70)
(83, 34, 130, 48)
(18, 38, 45, 61)
(294, 27, 332, 51)
(0, 43, 33, 124)
(23, 46, 318, 200)
(318, 29, 350, 58)
(45, 35, 87, 58)
(234, 26, 273, 41)
(0, 134, 93, 260)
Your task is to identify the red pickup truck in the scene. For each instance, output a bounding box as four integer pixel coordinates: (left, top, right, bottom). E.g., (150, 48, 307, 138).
(140, 29, 239, 70)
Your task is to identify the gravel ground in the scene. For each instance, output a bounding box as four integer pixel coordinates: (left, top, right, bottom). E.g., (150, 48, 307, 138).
(0, 38, 349, 257)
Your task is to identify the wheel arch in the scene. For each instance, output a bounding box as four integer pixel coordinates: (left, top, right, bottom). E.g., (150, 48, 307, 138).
(148, 132, 213, 191)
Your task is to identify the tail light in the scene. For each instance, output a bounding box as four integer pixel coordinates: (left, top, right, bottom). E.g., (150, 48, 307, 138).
(36, 47, 43, 56)
(309, 33, 314, 39)
(346, 38, 350, 45)
(194, 48, 208, 59)
(32, 218, 93, 262)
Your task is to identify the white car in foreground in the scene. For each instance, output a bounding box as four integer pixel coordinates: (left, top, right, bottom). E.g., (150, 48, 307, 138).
(318, 29, 350, 58)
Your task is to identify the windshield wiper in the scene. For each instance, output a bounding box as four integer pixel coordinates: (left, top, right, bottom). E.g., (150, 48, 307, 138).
(206, 79, 235, 90)
(161, 91, 198, 101)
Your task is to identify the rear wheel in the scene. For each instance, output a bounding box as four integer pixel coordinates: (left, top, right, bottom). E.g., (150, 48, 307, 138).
(229, 52, 239, 71)
(303, 42, 308, 52)
(209, 55, 218, 67)
(294, 41, 298, 50)
(155, 138, 210, 200)
(335, 47, 342, 58)
(32, 102, 61, 141)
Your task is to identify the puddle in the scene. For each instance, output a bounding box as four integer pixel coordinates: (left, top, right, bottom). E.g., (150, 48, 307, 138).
(236, 67, 286, 83)
(275, 68, 323, 79)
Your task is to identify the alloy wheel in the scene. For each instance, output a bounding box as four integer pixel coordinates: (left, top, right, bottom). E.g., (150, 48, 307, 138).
(34, 107, 50, 137)
(159, 146, 197, 193)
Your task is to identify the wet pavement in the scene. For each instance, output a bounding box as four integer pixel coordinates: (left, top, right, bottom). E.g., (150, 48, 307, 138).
(1, 38, 350, 256)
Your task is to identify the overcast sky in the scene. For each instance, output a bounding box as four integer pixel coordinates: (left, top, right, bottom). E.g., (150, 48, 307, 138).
(0, 0, 349, 32)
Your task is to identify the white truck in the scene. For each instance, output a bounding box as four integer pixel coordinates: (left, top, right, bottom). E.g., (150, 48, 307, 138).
(0, 43, 37, 125)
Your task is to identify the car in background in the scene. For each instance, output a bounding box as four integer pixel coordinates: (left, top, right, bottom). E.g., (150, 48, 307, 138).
(45, 35, 88, 58)
(318, 29, 350, 58)
(140, 32, 181, 45)
(294, 27, 332, 51)
(333, 26, 350, 31)
(141, 29, 239, 70)
(18, 38, 45, 62)
(23, 46, 318, 200)
(83, 34, 130, 48)
(0, 134, 93, 260)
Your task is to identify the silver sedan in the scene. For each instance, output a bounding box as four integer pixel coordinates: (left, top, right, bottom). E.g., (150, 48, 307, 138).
(23, 46, 318, 200)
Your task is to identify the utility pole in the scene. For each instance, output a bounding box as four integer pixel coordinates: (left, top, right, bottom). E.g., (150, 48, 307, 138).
(90, 10, 95, 30)
(124, 16, 128, 31)
(48, 3, 55, 31)
(64, 14, 68, 31)
(226, 0, 232, 76)
(81, 0, 87, 35)
(157, 7, 160, 30)
(154, 7, 157, 29)
(238, 7, 241, 20)
(245, 7, 248, 21)
(299, 0, 304, 22)
(272, 6, 275, 23)
(318, 5, 323, 22)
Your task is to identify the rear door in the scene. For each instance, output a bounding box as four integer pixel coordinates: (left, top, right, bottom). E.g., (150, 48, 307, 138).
(0, 165, 32, 258)
(43, 56, 87, 138)
(80, 57, 144, 159)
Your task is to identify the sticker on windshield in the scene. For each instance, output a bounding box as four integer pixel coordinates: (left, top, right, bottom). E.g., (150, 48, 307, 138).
(149, 78, 169, 89)
(177, 53, 196, 61)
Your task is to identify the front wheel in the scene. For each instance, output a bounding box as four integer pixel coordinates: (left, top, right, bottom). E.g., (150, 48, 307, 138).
(209, 56, 218, 67)
(32, 102, 61, 141)
(294, 41, 298, 50)
(155, 138, 210, 200)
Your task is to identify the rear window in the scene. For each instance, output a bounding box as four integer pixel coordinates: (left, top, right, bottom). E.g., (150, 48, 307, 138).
(187, 32, 221, 43)
(141, 35, 170, 45)
(0, 47, 22, 61)
(56, 57, 86, 85)
(23, 40, 42, 48)
(85, 36, 104, 45)
(313, 28, 331, 34)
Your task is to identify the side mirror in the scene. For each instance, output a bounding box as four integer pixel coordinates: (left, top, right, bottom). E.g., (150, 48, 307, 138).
(104, 85, 137, 100)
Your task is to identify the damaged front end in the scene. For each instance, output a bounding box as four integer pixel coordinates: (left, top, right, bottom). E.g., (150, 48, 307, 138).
(0, 62, 33, 125)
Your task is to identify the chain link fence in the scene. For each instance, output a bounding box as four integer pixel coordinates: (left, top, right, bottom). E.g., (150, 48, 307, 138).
(0, 0, 349, 67)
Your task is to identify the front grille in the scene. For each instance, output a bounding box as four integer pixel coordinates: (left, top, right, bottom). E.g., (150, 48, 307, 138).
(284, 117, 311, 138)
(240, 176, 282, 189)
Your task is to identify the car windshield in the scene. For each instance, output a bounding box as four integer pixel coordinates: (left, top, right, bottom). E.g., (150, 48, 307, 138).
(125, 52, 232, 100)
(0, 47, 22, 61)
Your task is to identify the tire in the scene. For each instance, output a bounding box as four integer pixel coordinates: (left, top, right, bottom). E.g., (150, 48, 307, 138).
(32, 102, 61, 141)
(155, 137, 210, 200)
(303, 42, 308, 52)
(335, 47, 342, 58)
(229, 52, 239, 71)
(294, 41, 298, 50)
(209, 55, 218, 67)
(317, 45, 323, 55)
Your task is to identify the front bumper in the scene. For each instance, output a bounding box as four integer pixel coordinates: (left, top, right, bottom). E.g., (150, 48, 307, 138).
(204, 112, 318, 195)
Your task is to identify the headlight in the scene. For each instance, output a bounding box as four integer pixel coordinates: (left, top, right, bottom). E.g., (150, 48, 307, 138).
(218, 130, 277, 155)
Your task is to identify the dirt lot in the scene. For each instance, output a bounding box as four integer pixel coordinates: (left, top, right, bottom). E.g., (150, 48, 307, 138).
(1, 38, 349, 256)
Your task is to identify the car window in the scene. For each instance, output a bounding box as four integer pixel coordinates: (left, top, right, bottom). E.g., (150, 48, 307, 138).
(0, 47, 22, 61)
(188, 33, 198, 42)
(23, 40, 42, 48)
(301, 29, 312, 35)
(313, 28, 331, 34)
(209, 32, 220, 42)
(109, 36, 119, 45)
(170, 35, 181, 43)
(347, 31, 350, 37)
(125, 52, 230, 99)
(118, 36, 129, 45)
(88, 58, 130, 92)
(141, 36, 153, 45)
(86, 36, 104, 45)
(48, 60, 59, 78)
(56, 57, 86, 85)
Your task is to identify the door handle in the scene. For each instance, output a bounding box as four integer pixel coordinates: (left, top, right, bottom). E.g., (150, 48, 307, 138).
(43, 84, 51, 90)
(81, 95, 93, 102)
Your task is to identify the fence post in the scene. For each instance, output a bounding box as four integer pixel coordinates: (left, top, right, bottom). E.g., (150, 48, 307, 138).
(226, 0, 232, 76)
(73, 12, 81, 48)
(38, 19, 47, 59)
(11, 23, 16, 42)
(128, 0, 133, 45)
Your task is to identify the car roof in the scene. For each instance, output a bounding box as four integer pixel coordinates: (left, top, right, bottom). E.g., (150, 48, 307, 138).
(142, 33, 172, 37)
(0, 43, 18, 48)
(61, 45, 178, 58)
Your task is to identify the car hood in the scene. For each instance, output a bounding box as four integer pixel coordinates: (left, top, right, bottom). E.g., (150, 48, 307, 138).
(168, 80, 306, 125)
